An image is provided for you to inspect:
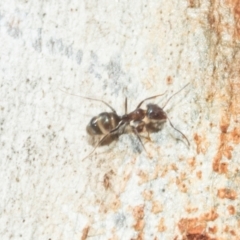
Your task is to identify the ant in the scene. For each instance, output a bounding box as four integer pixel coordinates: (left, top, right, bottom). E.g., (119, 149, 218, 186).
(60, 83, 190, 160)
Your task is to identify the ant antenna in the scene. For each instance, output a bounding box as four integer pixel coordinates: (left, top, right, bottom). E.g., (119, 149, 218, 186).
(137, 92, 167, 108)
(125, 97, 128, 114)
(58, 88, 116, 113)
(167, 116, 190, 146)
(162, 83, 190, 109)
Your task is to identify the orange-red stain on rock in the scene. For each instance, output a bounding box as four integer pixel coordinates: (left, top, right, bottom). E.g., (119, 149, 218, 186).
(234, 0, 240, 39)
(137, 164, 161, 184)
(166, 76, 173, 85)
(231, 127, 240, 144)
(217, 188, 237, 200)
(224, 225, 238, 236)
(200, 209, 218, 222)
(185, 233, 216, 240)
(103, 170, 114, 190)
(81, 226, 89, 240)
(188, 157, 196, 169)
(196, 171, 202, 179)
(212, 127, 240, 173)
(131, 232, 144, 240)
(220, 112, 231, 133)
(132, 205, 145, 232)
(178, 217, 206, 235)
(187, 0, 200, 8)
(209, 226, 218, 234)
(227, 205, 236, 215)
(157, 218, 166, 232)
(185, 206, 198, 214)
(142, 190, 153, 201)
(176, 172, 188, 193)
(225, 0, 240, 40)
(137, 170, 150, 184)
(151, 201, 163, 214)
(178, 209, 218, 239)
(194, 133, 209, 154)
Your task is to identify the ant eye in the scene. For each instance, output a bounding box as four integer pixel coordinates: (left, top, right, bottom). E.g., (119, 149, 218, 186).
(147, 104, 167, 120)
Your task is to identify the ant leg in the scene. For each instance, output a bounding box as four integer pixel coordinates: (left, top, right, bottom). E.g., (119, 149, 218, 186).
(131, 126, 147, 152)
(125, 97, 128, 114)
(82, 121, 125, 160)
(137, 92, 167, 108)
(59, 88, 116, 113)
(82, 133, 113, 161)
(119, 123, 127, 135)
(167, 117, 190, 146)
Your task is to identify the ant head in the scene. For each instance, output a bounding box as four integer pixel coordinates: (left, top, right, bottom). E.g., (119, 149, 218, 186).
(146, 104, 167, 121)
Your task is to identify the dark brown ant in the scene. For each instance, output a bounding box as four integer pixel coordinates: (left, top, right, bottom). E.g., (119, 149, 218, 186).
(60, 83, 190, 160)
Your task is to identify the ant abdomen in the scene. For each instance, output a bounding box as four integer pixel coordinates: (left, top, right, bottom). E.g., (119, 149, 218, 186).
(86, 112, 121, 136)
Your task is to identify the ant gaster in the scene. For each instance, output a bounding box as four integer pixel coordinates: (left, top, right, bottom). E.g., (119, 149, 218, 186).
(83, 83, 190, 159)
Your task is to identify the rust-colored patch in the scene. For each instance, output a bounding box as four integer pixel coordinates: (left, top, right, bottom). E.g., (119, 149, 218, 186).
(176, 172, 188, 193)
(188, 157, 196, 168)
(157, 218, 166, 232)
(81, 226, 89, 240)
(185, 233, 215, 240)
(160, 165, 169, 178)
(228, 0, 240, 40)
(178, 218, 207, 235)
(194, 133, 208, 154)
(98, 195, 119, 214)
(131, 232, 144, 240)
(103, 170, 114, 190)
(166, 76, 173, 85)
(208, 0, 240, 42)
(219, 162, 228, 174)
(231, 127, 240, 144)
(151, 201, 163, 214)
(227, 205, 236, 215)
(185, 207, 198, 214)
(220, 113, 230, 133)
(196, 171, 202, 179)
(224, 225, 238, 236)
(132, 205, 145, 232)
(209, 53, 240, 175)
(209, 226, 217, 234)
(217, 188, 237, 200)
(171, 163, 178, 171)
(138, 164, 161, 184)
(178, 210, 218, 238)
(187, 0, 200, 8)
(142, 190, 153, 201)
(212, 128, 237, 173)
(200, 209, 218, 221)
(234, 1, 240, 29)
(230, 229, 236, 236)
(137, 170, 149, 184)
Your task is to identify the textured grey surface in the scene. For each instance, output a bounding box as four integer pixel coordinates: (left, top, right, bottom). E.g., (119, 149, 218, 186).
(1, 0, 240, 239)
